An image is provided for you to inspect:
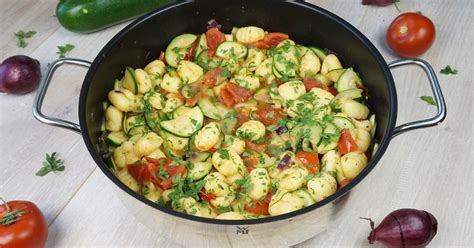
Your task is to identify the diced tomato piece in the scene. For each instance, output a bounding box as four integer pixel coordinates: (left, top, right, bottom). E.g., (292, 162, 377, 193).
(244, 201, 269, 215)
(358, 84, 369, 98)
(338, 129, 359, 155)
(218, 87, 235, 108)
(207, 147, 218, 153)
(236, 108, 251, 127)
(159, 51, 166, 65)
(327, 86, 338, 96)
(226, 82, 253, 103)
(206, 27, 226, 57)
(201, 67, 222, 87)
(255, 107, 284, 125)
(296, 151, 319, 174)
(199, 189, 217, 202)
(338, 179, 351, 190)
(144, 156, 160, 164)
(303, 77, 324, 92)
(245, 158, 256, 172)
(128, 162, 159, 185)
(245, 141, 267, 153)
(185, 82, 206, 107)
(158, 164, 187, 190)
(250, 40, 271, 49)
(184, 40, 198, 61)
(263, 32, 289, 47)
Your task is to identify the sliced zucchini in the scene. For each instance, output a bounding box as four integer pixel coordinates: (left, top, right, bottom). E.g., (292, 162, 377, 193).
(220, 114, 238, 135)
(215, 41, 248, 60)
(273, 45, 299, 77)
(187, 161, 213, 181)
(144, 111, 161, 132)
(160, 106, 204, 137)
(128, 125, 148, 137)
(301, 124, 322, 152)
(196, 50, 223, 70)
(194, 34, 207, 60)
(296, 45, 310, 59)
(161, 131, 189, 157)
(113, 79, 122, 90)
(294, 189, 316, 207)
(325, 68, 346, 83)
(188, 152, 212, 163)
(165, 33, 197, 68)
(198, 97, 224, 120)
(309, 46, 327, 61)
(332, 116, 356, 130)
(335, 68, 358, 92)
(106, 131, 128, 147)
(122, 67, 138, 94)
(321, 54, 342, 75)
(173, 106, 192, 119)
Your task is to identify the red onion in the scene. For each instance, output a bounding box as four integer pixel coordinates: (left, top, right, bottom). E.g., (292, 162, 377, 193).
(207, 19, 222, 30)
(277, 154, 291, 170)
(361, 208, 438, 247)
(362, 0, 394, 6)
(275, 126, 288, 135)
(0, 55, 41, 94)
(126, 111, 144, 117)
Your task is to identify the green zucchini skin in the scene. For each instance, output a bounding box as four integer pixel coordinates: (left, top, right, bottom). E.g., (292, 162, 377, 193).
(56, 0, 175, 33)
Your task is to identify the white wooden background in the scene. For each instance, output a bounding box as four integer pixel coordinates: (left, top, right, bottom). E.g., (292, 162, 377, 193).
(0, 0, 472, 247)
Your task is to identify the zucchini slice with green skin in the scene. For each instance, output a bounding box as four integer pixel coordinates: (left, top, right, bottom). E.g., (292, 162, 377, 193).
(198, 97, 223, 120)
(196, 50, 223, 70)
(165, 34, 197, 68)
(160, 106, 203, 137)
(309, 46, 327, 61)
(215, 41, 248, 60)
(194, 34, 207, 60)
(160, 130, 189, 158)
(106, 131, 128, 146)
(187, 161, 213, 181)
(332, 116, 356, 130)
(301, 124, 323, 152)
(325, 68, 346, 83)
(272, 45, 299, 77)
(113, 79, 122, 90)
(188, 152, 212, 163)
(294, 189, 316, 206)
(330, 88, 364, 111)
(122, 67, 138, 94)
(336, 68, 359, 92)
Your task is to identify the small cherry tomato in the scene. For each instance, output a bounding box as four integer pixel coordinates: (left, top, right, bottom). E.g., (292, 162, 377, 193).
(0, 200, 48, 248)
(386, 12, 436, 58)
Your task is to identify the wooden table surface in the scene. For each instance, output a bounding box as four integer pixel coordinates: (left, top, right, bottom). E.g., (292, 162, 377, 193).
(1, 0, 472, 247)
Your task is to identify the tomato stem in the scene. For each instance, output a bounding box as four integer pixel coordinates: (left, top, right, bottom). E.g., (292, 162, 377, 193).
(0, 198, 27, 225)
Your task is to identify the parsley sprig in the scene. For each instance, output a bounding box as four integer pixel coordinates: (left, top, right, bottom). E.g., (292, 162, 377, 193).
(440, 65, 458, 75)
(420, 96, 436, 106)
(57, 44, 75, 58)
(35, 152, 65, 177)
(14, 30, 36, 48)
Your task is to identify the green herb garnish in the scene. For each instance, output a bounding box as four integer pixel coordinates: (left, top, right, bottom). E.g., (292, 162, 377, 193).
(14, 30, 36, 48)
(440, 65, 458, 75)
(57, 44, 75, 58)
(420, 96, 436, 106)
(218, 149, 230, 160)
(35, 152, 65, 176)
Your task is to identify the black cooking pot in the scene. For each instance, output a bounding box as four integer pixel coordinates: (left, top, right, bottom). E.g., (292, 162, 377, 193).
(33, 1, 446, 247)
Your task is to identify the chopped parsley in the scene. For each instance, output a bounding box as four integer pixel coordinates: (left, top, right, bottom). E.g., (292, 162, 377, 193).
(420, 96, 436, 106)
(218, 149, 230, 160)
(14, 30, 36, 48)
(440, 65, 458, 75)
(57, 44, 75, 58)
(221, 67, 232, 78)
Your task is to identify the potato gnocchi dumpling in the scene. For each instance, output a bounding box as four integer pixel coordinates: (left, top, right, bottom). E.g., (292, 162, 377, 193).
(102, 24, 376, 220)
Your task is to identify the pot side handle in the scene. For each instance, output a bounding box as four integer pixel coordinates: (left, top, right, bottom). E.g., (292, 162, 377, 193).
(32, 58, 92, 134)
(388, 58, 447, 138)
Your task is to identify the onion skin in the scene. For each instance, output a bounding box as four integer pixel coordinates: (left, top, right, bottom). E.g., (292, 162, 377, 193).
(0, 55, 41, 94)
(364, 208, 438, 247)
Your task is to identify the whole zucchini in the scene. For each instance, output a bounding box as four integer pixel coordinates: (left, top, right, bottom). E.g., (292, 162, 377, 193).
(56, 0, 176, 33)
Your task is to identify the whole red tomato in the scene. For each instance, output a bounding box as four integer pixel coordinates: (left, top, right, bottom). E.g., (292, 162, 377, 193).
(0, 200, 48, 248)
(386, 12, 436, 58)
